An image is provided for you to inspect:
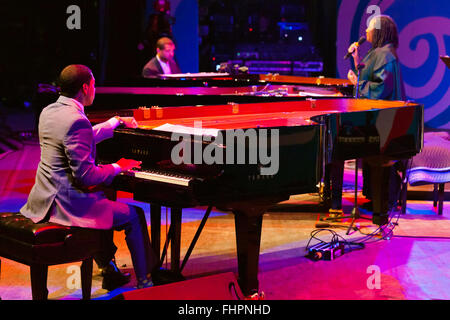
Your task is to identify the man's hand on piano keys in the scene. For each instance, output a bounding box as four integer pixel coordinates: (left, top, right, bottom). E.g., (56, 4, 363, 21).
(116, 158, 142, 172)
(119, 117, 139, 128)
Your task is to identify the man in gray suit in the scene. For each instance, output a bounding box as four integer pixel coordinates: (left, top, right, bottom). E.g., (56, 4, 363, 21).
(21, 64, 157, 290)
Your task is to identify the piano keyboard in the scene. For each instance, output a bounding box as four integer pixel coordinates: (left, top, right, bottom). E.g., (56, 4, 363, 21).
(121, 169, 192, 187)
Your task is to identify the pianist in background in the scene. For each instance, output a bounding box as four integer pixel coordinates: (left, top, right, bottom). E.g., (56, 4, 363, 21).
(347, 15, 406, 211)
(20, 64, 159, 290)
(142, 36, 182, 77)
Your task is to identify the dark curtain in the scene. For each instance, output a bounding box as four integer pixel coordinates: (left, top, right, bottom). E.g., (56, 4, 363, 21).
(305, 0, 337, 77)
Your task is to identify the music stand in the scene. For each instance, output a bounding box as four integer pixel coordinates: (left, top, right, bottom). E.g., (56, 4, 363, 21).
(319, 62, 371, 235)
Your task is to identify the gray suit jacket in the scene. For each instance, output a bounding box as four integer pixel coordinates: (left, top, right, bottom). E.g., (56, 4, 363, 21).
(20, 96, 120, 229)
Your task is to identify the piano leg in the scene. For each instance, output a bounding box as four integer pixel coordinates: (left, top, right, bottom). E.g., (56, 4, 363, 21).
(230, 196, 287, 296)
(330, 160, 345, 210)
(170, 208, 182, 273)
(366, 155, 405, 225)
(233, 213, 263, 297)
(368, 163, 391, 226)
(150, 204, 161, 260)
(154, 207, 182, 272)
(149, 206, 186, 285)
(323, 163, 331, 206)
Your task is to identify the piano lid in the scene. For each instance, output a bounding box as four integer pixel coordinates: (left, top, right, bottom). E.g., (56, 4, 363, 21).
(132, 98, 416, 124)
(157, 72, 232, 79)
(94, 84, 343, 97)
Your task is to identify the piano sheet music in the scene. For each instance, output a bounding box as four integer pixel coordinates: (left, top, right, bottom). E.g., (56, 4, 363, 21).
(153, 123, 221, 137)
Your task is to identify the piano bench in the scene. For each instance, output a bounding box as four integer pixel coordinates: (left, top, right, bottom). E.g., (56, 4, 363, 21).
(0, 212, 105, 300)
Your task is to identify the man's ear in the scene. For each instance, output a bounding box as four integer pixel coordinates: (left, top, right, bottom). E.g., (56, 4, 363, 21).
(81, 83, 89, 95)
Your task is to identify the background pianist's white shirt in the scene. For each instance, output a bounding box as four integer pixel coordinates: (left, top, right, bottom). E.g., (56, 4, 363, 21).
(156, 55, 172, 74)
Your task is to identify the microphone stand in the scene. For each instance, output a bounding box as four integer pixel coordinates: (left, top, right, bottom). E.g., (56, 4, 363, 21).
(345, 62, 372, 235)
(318, 62, 371, 235)
(354, 62, 365, 98)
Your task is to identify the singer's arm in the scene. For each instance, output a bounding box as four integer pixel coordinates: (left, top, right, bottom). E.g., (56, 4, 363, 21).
(353, 44, 405, 101)
(358, 61, 395, 100)
(347, 70, 357, 85)
(348, 42, 361, 66)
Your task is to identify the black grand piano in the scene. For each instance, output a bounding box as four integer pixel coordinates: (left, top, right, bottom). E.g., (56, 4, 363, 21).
(96, 96, 423, 295)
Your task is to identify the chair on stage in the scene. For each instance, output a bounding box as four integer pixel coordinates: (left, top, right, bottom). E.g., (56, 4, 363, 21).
(401, 131, 450, 215)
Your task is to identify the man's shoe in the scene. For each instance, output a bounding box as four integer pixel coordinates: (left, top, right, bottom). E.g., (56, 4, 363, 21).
(137, 278, 154, 289)
(101, 260, 131, 291)
(360, 201, 373, 211)
(151, 267, 185, 286)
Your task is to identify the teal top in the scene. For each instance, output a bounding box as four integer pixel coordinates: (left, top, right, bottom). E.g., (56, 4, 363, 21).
(357, 43, 406, 101)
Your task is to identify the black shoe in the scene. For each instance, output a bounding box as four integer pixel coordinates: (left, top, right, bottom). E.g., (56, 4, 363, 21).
(151, 267, 185, 286)
(360, 201, 373, 211)
(388, 199, 399, 211)
(137, 278, 154, 289)
(101, 260, 131, 291)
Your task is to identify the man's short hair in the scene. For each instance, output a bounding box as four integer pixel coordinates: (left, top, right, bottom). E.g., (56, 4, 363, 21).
(58, 64, 93, 98)
(156, 37, 175, 50)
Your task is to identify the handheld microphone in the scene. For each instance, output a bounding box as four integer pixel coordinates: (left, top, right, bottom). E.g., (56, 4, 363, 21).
(344, 36, 366, 59)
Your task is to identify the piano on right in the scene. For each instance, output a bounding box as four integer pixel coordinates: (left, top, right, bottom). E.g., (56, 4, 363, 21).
(96, 97, 423, 296)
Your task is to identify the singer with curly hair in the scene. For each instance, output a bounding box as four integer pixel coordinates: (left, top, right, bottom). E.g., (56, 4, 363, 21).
(347, 15, 405, 100)
(345, 15, 407, 215)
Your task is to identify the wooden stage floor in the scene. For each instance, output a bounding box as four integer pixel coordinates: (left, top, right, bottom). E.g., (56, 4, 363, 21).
(0, 139, 449, 300)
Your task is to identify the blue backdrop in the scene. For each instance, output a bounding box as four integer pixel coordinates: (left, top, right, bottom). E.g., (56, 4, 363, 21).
(171, 0, 199, 74)
(337, 0, 450, 129)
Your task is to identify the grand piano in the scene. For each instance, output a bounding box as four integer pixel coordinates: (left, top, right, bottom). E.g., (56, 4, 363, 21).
(86, 73, 354, 124)
(96, 97, 423, 295)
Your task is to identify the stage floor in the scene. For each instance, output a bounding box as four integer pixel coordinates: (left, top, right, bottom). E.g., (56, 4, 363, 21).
(0, 139, 449, 300)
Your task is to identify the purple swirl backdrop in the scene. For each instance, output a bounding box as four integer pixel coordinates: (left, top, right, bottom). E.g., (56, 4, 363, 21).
(337, 0, 450, 129)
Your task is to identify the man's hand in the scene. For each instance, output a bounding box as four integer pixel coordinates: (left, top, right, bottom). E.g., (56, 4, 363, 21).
(116, 158, 142, 172)
(117, 117, 138, 128)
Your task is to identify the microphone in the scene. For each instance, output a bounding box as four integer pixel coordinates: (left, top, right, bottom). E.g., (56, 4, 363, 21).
(344, 36, 366, 59)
